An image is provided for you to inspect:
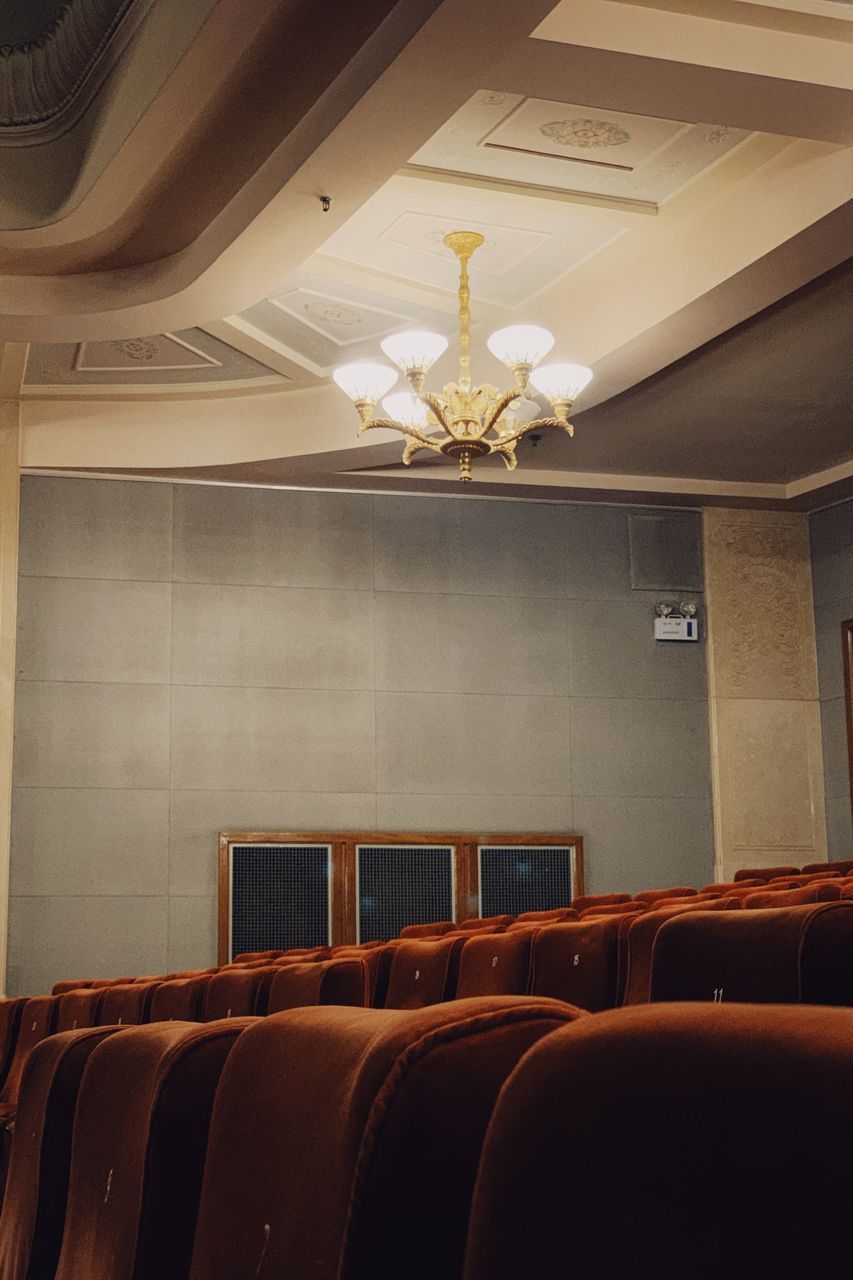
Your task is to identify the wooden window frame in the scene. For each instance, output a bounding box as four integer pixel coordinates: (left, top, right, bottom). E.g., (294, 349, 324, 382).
(218, 830, 584, 962)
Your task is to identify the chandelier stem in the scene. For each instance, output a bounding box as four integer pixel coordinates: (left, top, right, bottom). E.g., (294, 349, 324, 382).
(443, 230, 484, 394)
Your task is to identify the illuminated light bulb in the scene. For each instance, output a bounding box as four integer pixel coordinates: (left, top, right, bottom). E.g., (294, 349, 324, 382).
(382, 392, 430, 429)
(529, 362, 593, 404)
(332, 362, 398, 403)
(380, 330, 449, 374)
(487, 324, 555, 370)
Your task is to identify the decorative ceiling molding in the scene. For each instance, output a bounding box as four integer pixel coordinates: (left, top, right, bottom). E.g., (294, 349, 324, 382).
(0, 0, 155, 143)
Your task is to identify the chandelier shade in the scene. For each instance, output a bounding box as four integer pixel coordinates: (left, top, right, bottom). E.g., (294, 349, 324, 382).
(332, 229, 593, 481)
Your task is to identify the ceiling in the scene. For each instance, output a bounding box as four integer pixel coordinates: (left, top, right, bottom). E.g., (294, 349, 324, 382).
(1, 0, 851, 510)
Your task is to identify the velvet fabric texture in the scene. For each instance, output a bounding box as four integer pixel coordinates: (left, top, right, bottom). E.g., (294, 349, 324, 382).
(0, 1001, 26, 1088)
(649, 902, 853, 1005)
(579, 901, 647, 919)
(802, 860, 853, 875)
(200, 970, 266, 1021)
(529, 919, 622, 1011)
(455, 934, 533, 999)
(514, 909, 578, 924)
(50, 982, 94, 997)
(53, 1019, 253, 1280)
(744, 883, 842, 908)
(148, 977, 208, 1022)
(633, 886, 697, 904)
(701, 879, 762, 893)
(330, 944, 400, 1008)
(187, 997, 581, 1280)
(383, 938, 465, 1009)
(398, 922, 456, 939)
(97, 982, 159, 1026)
(266, 959, 368, 1013)
(0, 1027, 124, 1280)
(621, 899, 742, 1006)
(570, 893, 631, 911)
(0, 998, 58, 1121)
(454, 916, 514, 933)
(462, 1002, 853, 1279)
(733, 865, 799, 882)
(54, 990, 104, 1033)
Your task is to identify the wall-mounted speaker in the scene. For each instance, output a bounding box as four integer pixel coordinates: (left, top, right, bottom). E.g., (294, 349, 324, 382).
(477, 842, 580, 917)
(356, 843, 456, 943)
(227, 842, 333, 959)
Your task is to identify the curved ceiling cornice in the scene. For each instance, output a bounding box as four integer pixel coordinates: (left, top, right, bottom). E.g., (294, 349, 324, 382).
(0, 0, 153, 141)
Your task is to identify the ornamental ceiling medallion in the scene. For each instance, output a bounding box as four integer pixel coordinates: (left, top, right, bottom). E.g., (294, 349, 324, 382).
(538, 118, 630, 148)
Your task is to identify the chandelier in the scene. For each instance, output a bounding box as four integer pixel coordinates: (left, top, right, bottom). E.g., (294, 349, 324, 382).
(332, 230, 593, 482)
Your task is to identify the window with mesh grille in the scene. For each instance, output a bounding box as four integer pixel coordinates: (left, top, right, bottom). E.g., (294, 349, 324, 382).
(478, 846, 575, 917)
(230, 844, 331, 958)
(356, 845, 455, 943)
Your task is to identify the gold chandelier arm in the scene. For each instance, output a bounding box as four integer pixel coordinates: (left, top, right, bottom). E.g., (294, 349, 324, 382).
(419, 392, 452, 433)
(489, 441, 520, 471)
(358, 417, 439, 448)
(492, 415, 575, 450)
(484, 387, 523, 436)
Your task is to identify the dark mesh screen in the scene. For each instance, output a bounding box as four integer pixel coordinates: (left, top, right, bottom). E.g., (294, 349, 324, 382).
(230, 844, 330, 958)
(479, 846, 574, 917)
(357, 845, 454, 943)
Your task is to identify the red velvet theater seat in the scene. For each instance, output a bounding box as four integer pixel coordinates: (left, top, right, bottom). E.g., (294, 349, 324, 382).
(54, 989, 104, 1033)
(514, 908, 578, 924)
(529, 919, 622, 1012)
(330, 943, 400, 1008)
(51, 981, 94, 996)
(744, 883, 842, 908)
(455, 933, 533, 999)
(148, 976, 208, 1023)
(383, 937, 466, 1009)
(0, 1026, 125, 1280)
(0, 997, 57, 1123)
(265, 959, 368, 1013)
(0, 1001, 26, 1089)
(802, 859, 853, 876)
(186, 997, 582, 1280)
(579, 901, 647, 919)
(53, 1019, 252, 1280)
(633, 886, 697, 905)
(462, 1003, 853, 1280)
(733, 864, 799, 882)
(621, 898, 741, 1006)
(650, 901, 853, 1005)
(454, 916, 515, 933)
(701, 879, 762, 893)
(398, 921, 457, 939)
(200, 969, 267, 1021)
(97, 982, 160, 1026)
(570, 893, 631, 912)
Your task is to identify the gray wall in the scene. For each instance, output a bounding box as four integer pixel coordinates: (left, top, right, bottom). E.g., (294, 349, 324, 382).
(810, 498, 853, 858)
(10, 476, 713, 994)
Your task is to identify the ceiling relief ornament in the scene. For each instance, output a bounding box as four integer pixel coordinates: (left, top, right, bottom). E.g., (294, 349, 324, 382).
(110, 338, 158, 362)
(0, 0, 154, 140)
(538, 118, 630, 149)
(301, 301, 363, 328)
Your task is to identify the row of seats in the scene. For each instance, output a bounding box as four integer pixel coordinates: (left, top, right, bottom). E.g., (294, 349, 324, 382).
(3, 997, 853, 1278)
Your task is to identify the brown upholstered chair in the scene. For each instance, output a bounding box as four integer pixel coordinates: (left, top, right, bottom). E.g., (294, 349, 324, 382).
(51, 981, 94, 996)
(383, 937, 466, 1009)
(398, 921, 457, 939)
(621, 898, 742, 1006)
(701, 879, 762, 893)
(187, 997, 582, 1280)
(733, 865, 799, 882)
(802, 859, 853, 876)
(0, 1000, 26, 1090)
(330, 943, 401, 1008)
(633, 886, 697, 905)
(265, 958, 369, 1013)
(744, 883, 842, 909)
(97, 982, 160, 1026)
(644, 892, 720, 907)
(0, 998, 58, 1123)
(570, 893, 631, 912)
(0, 1026, 125, 1280)
(54, 989, 104, 1033)
(767, 871, 841, 886)
(53, 1019, 253, 1280)
(454, 916, 515, 933)
(579, 901, 647, 919)
(462, 1003, 853, 1279)
(514, 908, 579, 924)
(148, 976, 208, 1022)
(200, 969, 267, 1021)
(529, 918, 622, 1011)
(650, 901, 853, 1005)
(455, 933, 533, 999)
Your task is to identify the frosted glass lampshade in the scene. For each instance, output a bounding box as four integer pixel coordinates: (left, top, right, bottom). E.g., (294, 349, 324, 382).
(382, 392, 430, 429)
(332, 362, 397, 402)
(380, 330, 449, 373)
(530, 362, 593, 403)
(487, 324, 554, 369)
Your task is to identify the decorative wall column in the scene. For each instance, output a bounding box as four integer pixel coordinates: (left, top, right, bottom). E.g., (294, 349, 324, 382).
(0, 402, 20, 996)
(703, 507, 827, 881)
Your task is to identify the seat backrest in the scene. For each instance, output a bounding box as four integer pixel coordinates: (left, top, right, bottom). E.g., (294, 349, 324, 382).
(265, 959, 368, 1014)
(383, 938, 466, 1009)
(579, 901, 647, 919)
(200, 970, 265, 1021)
(621, 898, 742, 1007)
(187, 997, 582, 1280)
(529, 919, 622, 1011)
(744, 883, 842, 909)
(329, 943, 400, 1008)
(570, 893, 631, 912)
(397, 922, 456, 940)
(51, 981, 94, 996)
(461, 1002, 853, 1279)
(649, 903, 853, 1004)
(701, 879, 762, 893)
(801, 860, 853, 876)
(0, 1027, 124, 1280)
(0, 997, 57, 1110)
(97, 982, 160, 1027)
(54, 1019, 252, 1280)
(633, 886, 697, 905)
(455, 933, 533, 999)
(514, 908, 578, 924)
(733, 865, 799, 882)
(148, 976, 208, 1023)
(55, 990, 104, 1033)
(768, 872, 841, 886)
(0, 999, 26, 1089)
(453, 916, 514, 933)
